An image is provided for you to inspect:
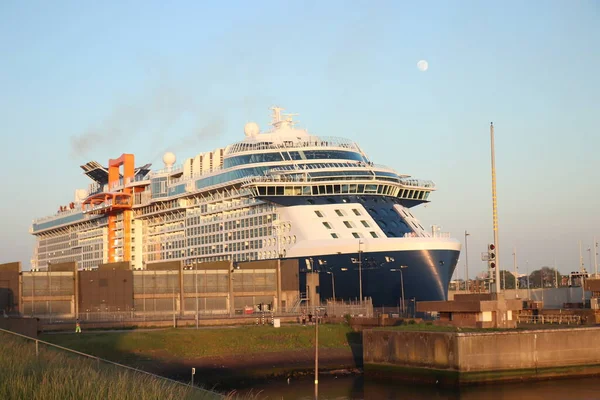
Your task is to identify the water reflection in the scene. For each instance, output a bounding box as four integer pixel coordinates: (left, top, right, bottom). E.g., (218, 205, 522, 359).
(235, 375, 600, 400)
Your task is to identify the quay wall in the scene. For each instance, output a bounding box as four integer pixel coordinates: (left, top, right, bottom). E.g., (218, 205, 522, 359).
(363, 327, 600, 385)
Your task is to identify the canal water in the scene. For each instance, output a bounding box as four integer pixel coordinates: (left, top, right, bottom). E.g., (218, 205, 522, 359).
(234, 375, 600, 399)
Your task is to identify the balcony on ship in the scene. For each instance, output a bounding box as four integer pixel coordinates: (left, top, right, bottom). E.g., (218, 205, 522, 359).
(82, 192, 133, 215)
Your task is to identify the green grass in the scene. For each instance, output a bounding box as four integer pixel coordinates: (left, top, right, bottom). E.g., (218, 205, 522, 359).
(41, 324, 358, 362)
(0, 331, 228, 400)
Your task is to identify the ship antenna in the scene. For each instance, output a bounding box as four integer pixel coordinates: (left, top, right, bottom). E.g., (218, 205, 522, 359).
(269, 106, 285, 129)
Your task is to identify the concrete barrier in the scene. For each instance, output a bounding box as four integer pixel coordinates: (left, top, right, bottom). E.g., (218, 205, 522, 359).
(363, 327, 600, 385)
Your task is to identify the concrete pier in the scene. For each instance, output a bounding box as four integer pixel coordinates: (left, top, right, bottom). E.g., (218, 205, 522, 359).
(363, 327, 600, 386)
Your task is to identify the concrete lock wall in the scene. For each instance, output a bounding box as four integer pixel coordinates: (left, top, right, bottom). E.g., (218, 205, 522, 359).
(456, 328, 600, 372)
(363, 331, 459, 370)
(364, 328, 600, 384)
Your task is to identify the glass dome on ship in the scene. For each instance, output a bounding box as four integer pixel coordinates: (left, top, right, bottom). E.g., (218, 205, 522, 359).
(30, 106, 460, 306)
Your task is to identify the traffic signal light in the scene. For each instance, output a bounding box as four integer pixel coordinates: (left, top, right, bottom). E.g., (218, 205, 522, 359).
(488, 243, 496, 269)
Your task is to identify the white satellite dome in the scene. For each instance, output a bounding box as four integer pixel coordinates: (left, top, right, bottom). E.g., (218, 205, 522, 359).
(75, 189, 89, 202)
(244, 122, 260, 137)
(162, 152, 176, 168)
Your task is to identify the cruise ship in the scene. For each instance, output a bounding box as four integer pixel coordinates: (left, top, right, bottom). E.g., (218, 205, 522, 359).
(30, 107, 460, 306)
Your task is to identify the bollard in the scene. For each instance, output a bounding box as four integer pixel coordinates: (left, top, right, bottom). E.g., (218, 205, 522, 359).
(255, 317, 259, 325)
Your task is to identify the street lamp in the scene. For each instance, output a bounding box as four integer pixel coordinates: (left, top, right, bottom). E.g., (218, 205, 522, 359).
(358, 240, 363, 303)
(391, 266, 408, 317)
(594, 237, 599, 278)
(464, 231, 470, 292)
(171, 270, 176, 328)
(326, 271, 335, 314)
(194, 260, 199, 329)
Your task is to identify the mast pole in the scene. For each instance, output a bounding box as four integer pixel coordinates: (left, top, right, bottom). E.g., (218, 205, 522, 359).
(490, 123, 501, 294)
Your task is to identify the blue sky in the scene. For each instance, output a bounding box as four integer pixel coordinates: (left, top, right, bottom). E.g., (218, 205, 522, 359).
(1, 1, 598, 277)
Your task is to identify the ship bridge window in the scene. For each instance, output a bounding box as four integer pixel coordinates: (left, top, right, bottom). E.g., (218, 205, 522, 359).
(361, 220, 370, 228)
(287, 150, 364, 162)
(315, 211, 324, 217)
(370, 232, 378, 238)
(335, 209, 345, 217)
(352, 209, 361, 216)
(365, 184, 378, 193)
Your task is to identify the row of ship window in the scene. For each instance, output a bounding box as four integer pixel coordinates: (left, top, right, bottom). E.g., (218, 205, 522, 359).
(222, 150, 366, 168)
(145, 250, 261, 263)
(255, 183, 399, 197)
(186, 215, 273, 233)
(153, 165, 403, 198)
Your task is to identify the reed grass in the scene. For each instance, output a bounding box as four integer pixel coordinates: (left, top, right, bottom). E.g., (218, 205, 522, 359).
(0, 331, 229, 400)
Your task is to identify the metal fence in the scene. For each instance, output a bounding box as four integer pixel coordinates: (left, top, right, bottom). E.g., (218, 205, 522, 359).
(32, 298, 375, 325)
(322, 298, 374, 318)
(517, 314, 582, 325)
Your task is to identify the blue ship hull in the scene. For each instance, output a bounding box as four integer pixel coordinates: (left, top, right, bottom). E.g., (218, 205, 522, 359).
(292, 248, 459, 307)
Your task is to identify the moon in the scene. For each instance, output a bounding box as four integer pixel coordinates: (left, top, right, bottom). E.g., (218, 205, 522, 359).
(417, 60, 429, 72)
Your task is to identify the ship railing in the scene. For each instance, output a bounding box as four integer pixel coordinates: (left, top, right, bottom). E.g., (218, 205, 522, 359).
(82, 200, 113, 214)
(32, 206, 83, 224)
(225, 135, 360, 155)
(153, 163, 184, 175)
(372, 163, 402, 173)
(124, 175, 151, 185)
(431, 232, 451, 238)
(399, 178, 436, 189)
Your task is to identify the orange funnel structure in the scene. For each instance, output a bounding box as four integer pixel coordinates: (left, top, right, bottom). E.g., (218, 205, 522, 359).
(82, 154, 135, 263)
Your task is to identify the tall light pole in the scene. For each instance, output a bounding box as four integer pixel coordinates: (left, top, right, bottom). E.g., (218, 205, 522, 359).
(489, 122, 501, 294)
(172, 270, 176, 328)
(594, 237, 598, 278)
(358, 240, 363, 303)
(194, 260, 199, 329)
(314, 308, 319, 400)
(327, 271, 335, 307)
(588, 247, 593, 277)
(526, 260, 530, 299)
(400, 266, 407, 317)
(513, 247, 519, 293)
(391, 266, 408, 317)
(554, 257, 558, 288)
(464, 231, 470, 292)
